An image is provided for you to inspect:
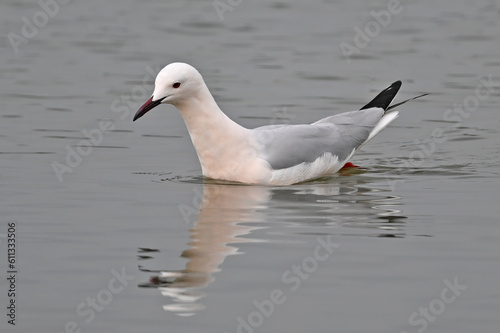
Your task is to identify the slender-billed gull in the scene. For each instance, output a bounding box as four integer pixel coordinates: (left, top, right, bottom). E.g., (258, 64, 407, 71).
(133, 63, 426, 185)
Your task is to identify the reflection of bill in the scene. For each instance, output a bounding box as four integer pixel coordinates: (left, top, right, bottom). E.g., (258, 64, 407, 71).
(140, 184, 271, 316)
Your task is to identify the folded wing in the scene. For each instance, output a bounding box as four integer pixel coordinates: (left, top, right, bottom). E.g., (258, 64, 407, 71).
(253, 108, 385, 170)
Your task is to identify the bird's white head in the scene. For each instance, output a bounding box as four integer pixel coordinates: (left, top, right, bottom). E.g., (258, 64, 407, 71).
(133, 62, 205, 121)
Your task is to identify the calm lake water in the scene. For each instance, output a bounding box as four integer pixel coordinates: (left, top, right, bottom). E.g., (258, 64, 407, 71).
(1, 0, 499, 332)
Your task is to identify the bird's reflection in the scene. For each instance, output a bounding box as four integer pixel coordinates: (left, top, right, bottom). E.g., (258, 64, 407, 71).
(138, 171, 409, 316)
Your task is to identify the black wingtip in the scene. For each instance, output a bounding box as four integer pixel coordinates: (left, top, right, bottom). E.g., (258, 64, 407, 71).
(360, 80, 402, 111)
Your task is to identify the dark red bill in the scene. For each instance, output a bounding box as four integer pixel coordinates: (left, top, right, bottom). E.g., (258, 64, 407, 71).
(133, 96, 165, 121)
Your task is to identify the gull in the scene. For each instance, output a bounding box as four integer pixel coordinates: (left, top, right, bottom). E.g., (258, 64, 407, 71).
(133, 63, 426, 185)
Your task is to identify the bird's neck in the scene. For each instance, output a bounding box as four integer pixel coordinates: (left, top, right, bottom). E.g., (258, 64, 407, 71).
(174, 86, 252, 177)
(175, 85, 241, 132)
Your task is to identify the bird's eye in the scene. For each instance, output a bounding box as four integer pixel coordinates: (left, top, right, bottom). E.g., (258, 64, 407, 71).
(172, 82, 181, 88)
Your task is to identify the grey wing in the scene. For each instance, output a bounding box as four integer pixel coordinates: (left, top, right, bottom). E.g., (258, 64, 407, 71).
(252, 108, 384, 170)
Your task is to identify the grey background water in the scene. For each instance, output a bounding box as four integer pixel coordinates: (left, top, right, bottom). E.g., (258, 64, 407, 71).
(1, 0, 499, 332)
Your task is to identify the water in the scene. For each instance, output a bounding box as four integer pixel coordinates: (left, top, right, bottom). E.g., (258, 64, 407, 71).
(1, 0, 499, 332)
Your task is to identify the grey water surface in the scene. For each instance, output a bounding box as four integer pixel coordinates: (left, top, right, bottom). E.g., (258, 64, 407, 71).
(1, 0, 500, 332)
